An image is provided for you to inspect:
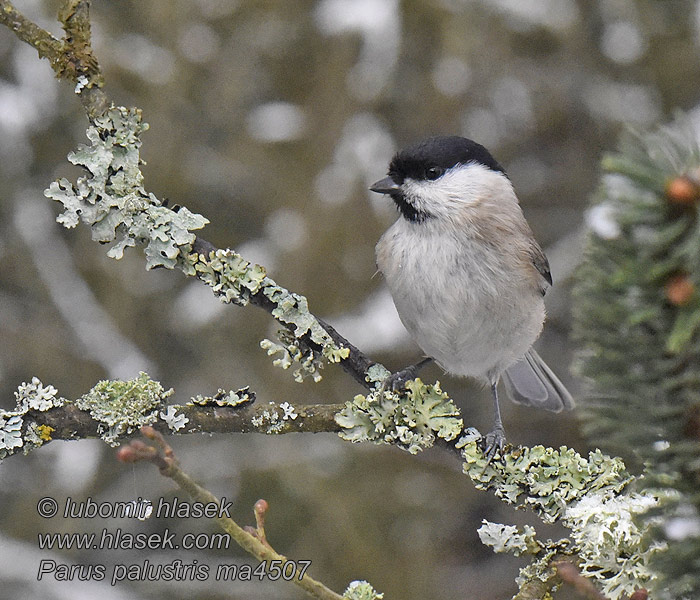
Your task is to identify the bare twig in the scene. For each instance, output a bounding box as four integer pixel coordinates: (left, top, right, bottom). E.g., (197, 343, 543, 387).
(556, 562, 608, 600)
(118, 427, 345, 600)
(0, 0, 63, 66)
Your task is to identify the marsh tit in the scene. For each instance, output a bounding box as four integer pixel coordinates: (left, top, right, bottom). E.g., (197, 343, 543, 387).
(370, 136, 573, 459)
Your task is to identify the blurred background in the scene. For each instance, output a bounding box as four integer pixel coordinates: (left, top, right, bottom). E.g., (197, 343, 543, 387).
(1, 0, 699, 598)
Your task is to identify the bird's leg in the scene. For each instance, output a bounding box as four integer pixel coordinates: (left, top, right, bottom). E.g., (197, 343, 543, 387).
(482, 381, 507, 462)
(380, 357, 433, 395)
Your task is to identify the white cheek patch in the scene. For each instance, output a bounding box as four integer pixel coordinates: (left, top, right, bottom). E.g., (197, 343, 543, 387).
(402, 163, 511, 220)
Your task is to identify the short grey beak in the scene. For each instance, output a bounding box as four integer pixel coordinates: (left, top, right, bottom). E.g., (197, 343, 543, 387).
(370, 176, 400, 194)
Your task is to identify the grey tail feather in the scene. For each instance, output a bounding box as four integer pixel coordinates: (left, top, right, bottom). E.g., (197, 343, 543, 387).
(502, 349, 574, 413)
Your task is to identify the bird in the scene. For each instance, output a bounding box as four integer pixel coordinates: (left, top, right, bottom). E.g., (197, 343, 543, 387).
(370, 135, 573, 460)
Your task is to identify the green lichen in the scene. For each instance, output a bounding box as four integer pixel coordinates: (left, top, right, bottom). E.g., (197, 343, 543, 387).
(342, 580, 384, 600)
(1, 377, 66, 459)
(335, 378, 463, 454)
(74, 372, 171, 445)
(365, 363, 391, 386)
(261, 332, 325, 383)
(464, 441, 661, 598)
(192, 252, 349, 382)
(188, 387, 254, 407)
(44, 106, 208, 270)
(193, 249, 267, 306)
(461, 442, 630, 522)
(477, 521, 540, 556)
(258, 285, 350, 382)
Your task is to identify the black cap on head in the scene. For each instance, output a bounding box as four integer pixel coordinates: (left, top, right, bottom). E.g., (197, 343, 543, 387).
(388, 136, 506, 183)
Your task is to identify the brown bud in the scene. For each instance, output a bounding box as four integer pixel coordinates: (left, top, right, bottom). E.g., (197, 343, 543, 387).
(116, 446, 140, 463)
(254, 499, 269, 516)
(629, 589, 648, 600)
(665, 274, 695, 306)
(666, 176, 700, 206)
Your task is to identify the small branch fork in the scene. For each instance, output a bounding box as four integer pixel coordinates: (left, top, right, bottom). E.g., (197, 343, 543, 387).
(0, 0, 109, 116)
(117, 427, 344, 600)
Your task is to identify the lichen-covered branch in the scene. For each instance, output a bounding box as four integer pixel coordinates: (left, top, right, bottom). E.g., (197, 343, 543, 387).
(462, 441, 662, 598)
(0, 374, 344, 461)
(41, 105, 380, 391)
(117, 427, 383, 600)
(0, 0, 108, 116)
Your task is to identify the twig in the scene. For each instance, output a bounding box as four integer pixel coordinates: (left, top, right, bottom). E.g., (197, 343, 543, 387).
(0, 0, 63, 65)
(117, 427, 344, 600)
(0, 0, 108, 116)
(555, 562, 608, 600)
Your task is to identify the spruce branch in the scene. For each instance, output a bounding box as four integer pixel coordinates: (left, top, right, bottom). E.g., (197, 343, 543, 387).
(573, 116, 700, 598)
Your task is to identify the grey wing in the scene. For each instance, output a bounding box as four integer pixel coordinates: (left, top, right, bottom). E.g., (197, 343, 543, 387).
(528, 240, 552, 295)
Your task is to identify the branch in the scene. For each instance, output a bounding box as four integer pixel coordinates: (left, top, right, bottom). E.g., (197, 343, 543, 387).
(0, 0, 108, 116)
(117, 426, 348, 600)
(191, 238, 375, 389)
(0, 1, 62, 65)
(30, 399, 343, 442)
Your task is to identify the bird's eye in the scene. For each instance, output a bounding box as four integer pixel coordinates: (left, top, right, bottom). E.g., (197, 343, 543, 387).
(425, 166, 444, 180)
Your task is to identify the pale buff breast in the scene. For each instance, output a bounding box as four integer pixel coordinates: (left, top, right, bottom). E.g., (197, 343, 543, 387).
(376, 216, 545, 381)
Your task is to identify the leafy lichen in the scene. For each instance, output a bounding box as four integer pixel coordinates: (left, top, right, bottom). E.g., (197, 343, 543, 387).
(463, 441, 662, 597)
(188, 387, 254, 408)
(258, 286, 350, 382)
(0, 412, 24, 459)
(15, 377, 63, 412)
(335, 378, 463, 454)
(251, 402, 300, 434)
(477, 521, 540, 556)
(74, 372, 171, 445)
(564, 489, 665, 596)
(193, 249, 267, 306)
(44, 106, 209, 271)
(160, 406, 189, 432)
(342, 580, 384, 600)
(461, 442, 630, 522)
(1, 377, 66, 459)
